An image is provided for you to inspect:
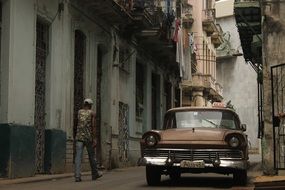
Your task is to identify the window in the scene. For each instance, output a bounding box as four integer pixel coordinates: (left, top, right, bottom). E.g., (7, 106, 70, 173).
(136, 62, 144, 118)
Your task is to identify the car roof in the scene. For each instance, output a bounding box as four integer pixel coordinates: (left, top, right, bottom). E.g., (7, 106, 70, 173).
(165, 107, 242, 126)
(167, 107, 236, 114)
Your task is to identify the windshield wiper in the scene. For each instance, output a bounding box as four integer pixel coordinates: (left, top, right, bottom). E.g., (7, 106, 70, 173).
(202, 118, 219, 127)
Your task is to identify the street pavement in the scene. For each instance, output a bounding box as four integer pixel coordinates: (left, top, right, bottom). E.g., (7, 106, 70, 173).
(0, 166, 257, 190)
(1, 153, 284, 189)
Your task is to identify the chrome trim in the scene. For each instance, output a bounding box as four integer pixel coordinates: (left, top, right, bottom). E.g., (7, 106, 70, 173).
(143, 148, 244, 160)
(138, 157, 247, 170)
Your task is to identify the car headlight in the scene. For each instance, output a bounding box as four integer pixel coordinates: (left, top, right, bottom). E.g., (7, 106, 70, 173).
(228, 136, 240, 148)
(145, 135, 158, 147)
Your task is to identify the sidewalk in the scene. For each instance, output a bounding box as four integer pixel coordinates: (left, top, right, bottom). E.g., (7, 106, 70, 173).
(248, 154, 285, 189)
(254, 171, 285, 189)
(0, 172, 91, 185)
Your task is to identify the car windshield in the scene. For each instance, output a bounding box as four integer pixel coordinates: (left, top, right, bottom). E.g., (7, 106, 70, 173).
(164, 110, 239, 130)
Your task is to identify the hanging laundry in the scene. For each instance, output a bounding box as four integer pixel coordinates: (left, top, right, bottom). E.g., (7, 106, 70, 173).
(176, 24, 185, 77)
(172, 19, 181, 43)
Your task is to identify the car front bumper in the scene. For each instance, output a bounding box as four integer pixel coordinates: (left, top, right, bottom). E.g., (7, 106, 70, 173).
(137, 157, 247, 170)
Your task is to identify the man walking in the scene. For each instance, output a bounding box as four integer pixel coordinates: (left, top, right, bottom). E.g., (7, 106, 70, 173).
(74, 98, 102, 182)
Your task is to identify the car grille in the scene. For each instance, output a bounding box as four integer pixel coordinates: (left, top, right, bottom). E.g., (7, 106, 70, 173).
(143, 149, 243, 160)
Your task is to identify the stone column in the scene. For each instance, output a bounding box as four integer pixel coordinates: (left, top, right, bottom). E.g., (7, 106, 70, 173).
(192, 90, 204, 107)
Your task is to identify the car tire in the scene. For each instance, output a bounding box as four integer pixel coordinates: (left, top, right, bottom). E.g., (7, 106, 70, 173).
(146, 165, 161, 186)
(233, 169, 247, 186)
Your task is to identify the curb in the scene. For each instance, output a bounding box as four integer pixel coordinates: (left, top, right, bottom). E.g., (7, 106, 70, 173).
(254, 181, 285, 190)
(0, 172, 91, 185)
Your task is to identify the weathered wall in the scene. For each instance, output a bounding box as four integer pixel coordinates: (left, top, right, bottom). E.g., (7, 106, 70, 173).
(262, 0, 285, 175)
(0, 124, 36, 178)
(0, 0, 180, 175)
(0, 0, 35, 125)
(216, 15, 260, 153)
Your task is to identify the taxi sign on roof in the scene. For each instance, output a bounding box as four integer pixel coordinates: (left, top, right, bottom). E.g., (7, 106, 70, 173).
(212, 102, 225, 108)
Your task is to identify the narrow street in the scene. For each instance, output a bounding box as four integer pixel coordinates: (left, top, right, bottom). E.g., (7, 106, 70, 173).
(1, 0, 285, 189)
(0, 167, 256, 190)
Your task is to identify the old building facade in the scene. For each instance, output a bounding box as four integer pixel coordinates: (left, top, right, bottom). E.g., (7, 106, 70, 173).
(215, 0, 260, 154)
(181, 0, 224, 107)
(262, 0, 285, 175)
(233, 0, 285, 175)
(0, 0, 183, 178)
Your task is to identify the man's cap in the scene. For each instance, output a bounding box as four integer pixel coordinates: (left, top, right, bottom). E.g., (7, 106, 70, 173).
(84, 98, 93, 105)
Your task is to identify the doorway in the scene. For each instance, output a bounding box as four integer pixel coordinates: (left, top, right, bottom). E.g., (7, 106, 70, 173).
(152, 73, 160, 130)
(73, 30, 86, 162)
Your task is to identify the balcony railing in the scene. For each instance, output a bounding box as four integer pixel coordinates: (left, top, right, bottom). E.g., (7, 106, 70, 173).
(202, 8, 215, 22)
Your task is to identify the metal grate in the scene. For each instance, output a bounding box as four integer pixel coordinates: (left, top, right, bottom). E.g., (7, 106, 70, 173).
(271, 63, 285, 169)
(118, 102, 129, 162)
(143, 149, 244, 161)
(35, 20, 49, 173)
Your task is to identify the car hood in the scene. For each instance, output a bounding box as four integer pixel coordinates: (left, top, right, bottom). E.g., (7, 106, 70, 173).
(160, 128, 229, 141)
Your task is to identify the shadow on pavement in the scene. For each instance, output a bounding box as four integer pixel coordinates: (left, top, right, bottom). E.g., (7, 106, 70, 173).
(159, 175, 235, 188)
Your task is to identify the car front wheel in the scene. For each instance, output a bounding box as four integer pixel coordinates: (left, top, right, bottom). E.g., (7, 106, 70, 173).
(233, 169, 247, 186)
(146, 165, 161, 186)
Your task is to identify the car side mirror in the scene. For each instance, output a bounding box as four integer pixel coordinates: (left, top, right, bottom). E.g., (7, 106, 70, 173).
(241, 124, 247, 131)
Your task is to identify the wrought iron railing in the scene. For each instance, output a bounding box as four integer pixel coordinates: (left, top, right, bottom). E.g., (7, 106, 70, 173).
(116, 0, 175, 32)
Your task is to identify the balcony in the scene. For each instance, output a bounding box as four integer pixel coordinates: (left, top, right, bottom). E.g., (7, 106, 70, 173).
(70, 0, 163, 32)
(211, 24, 224, 48)
(70, 0, 134, 26)
(181, 1, 194, 29)
(234, 0, 261, 69)
(69, 0, 180, 69)
(181, 73, 223, 102)
(202, 9, 217, 36)
(135, 1, 193, 69)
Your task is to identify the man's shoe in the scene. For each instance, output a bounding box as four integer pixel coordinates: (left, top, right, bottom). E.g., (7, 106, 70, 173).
(75, 178, 82, 182)
(92, 173, 103, 180)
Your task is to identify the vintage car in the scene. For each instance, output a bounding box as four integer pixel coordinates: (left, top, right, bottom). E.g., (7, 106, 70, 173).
(138, 106, 248, 186)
